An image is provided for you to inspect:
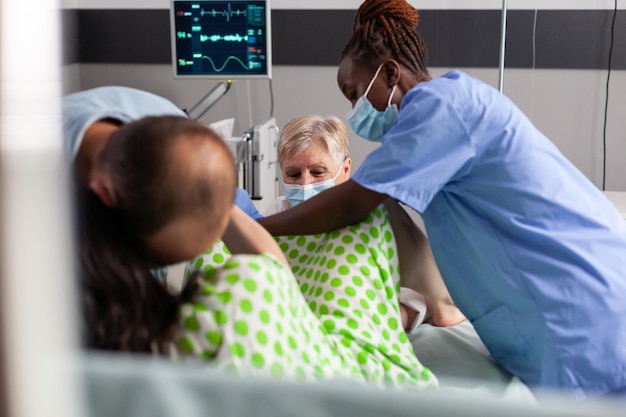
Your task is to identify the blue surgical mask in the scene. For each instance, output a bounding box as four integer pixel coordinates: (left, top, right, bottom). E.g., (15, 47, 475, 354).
(346, 63, 398, 142)
(284, 167, 343, 207)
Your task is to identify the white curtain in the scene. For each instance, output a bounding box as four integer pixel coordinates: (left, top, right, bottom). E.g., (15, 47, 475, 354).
(0, 0, 81, 416)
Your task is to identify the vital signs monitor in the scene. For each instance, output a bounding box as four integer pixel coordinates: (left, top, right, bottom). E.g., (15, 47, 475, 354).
(170, 0, 272, 79)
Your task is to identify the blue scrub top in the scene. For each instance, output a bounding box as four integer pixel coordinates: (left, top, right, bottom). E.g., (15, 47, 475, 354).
(62, 86, 188, 160)
(352, 70, 626, 397)
(235, 188, 263, 220)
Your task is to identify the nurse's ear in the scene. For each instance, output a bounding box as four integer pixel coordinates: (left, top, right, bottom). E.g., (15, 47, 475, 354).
(382, 59, 402, 88)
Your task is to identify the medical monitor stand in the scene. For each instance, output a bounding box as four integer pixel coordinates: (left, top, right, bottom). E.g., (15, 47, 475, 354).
(186, 80, 232, 120)
(498, 0, 508, 93)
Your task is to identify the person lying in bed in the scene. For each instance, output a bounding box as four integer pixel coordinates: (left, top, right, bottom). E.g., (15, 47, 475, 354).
(77, 115, 437, 390)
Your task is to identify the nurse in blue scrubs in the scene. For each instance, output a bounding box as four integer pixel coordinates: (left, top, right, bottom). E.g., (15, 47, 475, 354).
(260, 0, 626, 398)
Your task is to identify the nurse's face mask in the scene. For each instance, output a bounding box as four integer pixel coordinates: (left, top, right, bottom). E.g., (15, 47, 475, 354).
(284, 166, 343, 207)
(346, 63, 398, 142)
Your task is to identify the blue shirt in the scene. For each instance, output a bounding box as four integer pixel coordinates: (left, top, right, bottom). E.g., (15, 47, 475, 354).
(352, 70, 626, 396)
(62, 86, 187, 160)
(235, 188, 263, 220)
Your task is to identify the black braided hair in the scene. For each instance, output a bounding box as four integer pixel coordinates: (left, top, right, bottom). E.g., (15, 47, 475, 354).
(341, 0, 428, 76)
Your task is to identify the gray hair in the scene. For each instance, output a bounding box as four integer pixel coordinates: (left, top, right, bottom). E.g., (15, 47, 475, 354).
(278, 115, 350, 167)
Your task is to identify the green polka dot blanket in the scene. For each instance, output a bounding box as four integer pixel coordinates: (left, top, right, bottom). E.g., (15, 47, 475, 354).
(173, 206, 437, 390)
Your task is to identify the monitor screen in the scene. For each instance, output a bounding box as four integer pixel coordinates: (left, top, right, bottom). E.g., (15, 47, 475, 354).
(170, 0, 271, 79)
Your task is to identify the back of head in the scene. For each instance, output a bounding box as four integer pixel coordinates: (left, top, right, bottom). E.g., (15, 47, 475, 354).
(100, 115, 236, 259)
(79, 115, 235, 352)
(341, 0, 428, 75)
(278, 115, 350, 167)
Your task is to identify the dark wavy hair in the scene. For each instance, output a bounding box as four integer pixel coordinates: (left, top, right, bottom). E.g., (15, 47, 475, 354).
(341, 0, 429, 77)
(77, 115, 234, 352)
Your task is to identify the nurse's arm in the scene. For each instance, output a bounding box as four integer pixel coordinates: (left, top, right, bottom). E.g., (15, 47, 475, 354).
(259, 179, 386, 236)
(222, 205, 289, 267)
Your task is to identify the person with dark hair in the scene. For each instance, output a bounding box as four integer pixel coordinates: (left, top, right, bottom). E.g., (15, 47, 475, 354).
(79, 115, 243, 350)
(259, 0, 626, 398)
(77, 115, 437, 390)
(63, 85, 262, 221)
(63, 85, 262, 282)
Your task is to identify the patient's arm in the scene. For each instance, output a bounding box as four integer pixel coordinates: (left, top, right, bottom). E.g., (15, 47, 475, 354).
(383, 199, 465, 327)
(221, 205, 289, 267)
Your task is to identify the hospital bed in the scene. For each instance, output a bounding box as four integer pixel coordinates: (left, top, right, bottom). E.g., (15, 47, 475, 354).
(79, 198, 626, 416)
(144, 190, 626, 417)
(80, 346, 623, 417)
(153, 191, 626, 412)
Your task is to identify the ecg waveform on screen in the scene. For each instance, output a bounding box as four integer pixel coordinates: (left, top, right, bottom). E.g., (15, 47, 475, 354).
(200, 33, 248, 42)
(173, 1, 268, 77)
(199, 3, 247, 22)
(177, 31, 249, 42)
(178, 55, 250, 72)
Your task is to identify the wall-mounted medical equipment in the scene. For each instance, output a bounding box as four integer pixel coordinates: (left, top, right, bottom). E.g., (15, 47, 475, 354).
(170, 0, 276, 208)
(170, 0, 272, 80)
(241, 117, 279, 213)
(210, 117, 280, 213)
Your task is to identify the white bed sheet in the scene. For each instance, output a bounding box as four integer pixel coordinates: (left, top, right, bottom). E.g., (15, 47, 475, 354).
(410, 320, 535, 401)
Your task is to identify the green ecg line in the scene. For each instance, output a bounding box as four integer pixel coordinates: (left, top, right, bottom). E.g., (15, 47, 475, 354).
(201, 55, 248, 72)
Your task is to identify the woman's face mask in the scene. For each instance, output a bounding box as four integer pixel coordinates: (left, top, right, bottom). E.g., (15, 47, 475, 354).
(284, 166, 343, 207)
(346, 63, 398, 143)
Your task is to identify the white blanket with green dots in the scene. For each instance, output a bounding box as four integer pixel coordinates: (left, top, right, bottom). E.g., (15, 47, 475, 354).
(174, 205, 436, 390)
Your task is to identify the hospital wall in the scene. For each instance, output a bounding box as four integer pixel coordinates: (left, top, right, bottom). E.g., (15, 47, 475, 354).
(60, 1, 626, 191)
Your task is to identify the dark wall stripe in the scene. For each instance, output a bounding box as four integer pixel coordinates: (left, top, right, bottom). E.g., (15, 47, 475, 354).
(271, 10, 353, 66)
(63, 9, 626, 70)
(76, 10, 172, 64)
(61, 10, 79, 64)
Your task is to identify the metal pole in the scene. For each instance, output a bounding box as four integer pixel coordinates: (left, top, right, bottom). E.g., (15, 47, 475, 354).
(498, 0, 508, 93)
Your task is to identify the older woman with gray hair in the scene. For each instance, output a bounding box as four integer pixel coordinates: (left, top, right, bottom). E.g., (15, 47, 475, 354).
(266, 115, 465, 330)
